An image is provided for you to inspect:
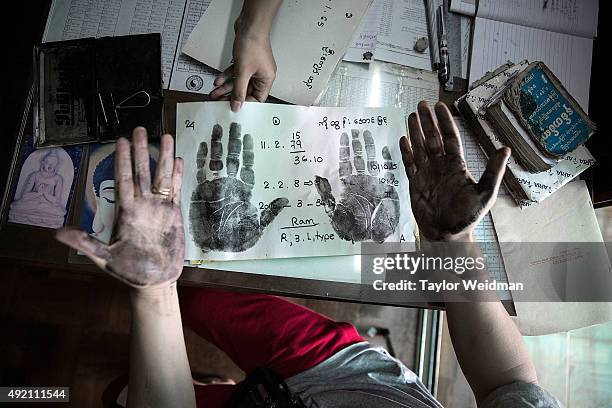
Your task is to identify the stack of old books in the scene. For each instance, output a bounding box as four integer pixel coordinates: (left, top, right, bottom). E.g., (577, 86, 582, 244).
(456, 60, 597, 207)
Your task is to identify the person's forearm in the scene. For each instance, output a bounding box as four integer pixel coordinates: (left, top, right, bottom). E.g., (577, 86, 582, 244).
(446, 302, 538, 404)
(235, 0, 283, 37)
(127, 283, 195, 408)
(444, 234, 537, 404)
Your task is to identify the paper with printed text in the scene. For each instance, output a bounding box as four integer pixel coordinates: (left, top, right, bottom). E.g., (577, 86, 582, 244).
(177, 101, 413, 261)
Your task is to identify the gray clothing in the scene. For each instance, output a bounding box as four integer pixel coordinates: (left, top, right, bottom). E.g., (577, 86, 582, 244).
(286, 342, 562, 408)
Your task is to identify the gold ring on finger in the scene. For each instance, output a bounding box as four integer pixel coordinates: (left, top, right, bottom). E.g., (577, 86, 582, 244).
(151, 185, 172, 199)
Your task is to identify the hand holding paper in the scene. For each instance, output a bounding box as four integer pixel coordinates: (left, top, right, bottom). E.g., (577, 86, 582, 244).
(183, 0, 372, 105)
(209, 0, 282, 111)
(209, 32, 277, 110)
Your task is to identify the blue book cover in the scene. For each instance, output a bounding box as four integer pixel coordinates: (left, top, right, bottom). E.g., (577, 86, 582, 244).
(503, 62, 596, 158)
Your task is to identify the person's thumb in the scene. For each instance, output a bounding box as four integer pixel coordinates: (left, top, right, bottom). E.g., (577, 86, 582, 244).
(231, 67, 250, 112)
(260, 197, 289, 228)
(477, 147, 511, 202)
(55, 227, 111, 270)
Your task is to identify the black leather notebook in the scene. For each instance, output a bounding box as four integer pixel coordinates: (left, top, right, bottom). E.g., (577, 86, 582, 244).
(34, 33, 163, 148)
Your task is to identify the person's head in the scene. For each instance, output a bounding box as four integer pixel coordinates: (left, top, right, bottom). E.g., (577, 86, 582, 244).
(40, 150, 60, 177)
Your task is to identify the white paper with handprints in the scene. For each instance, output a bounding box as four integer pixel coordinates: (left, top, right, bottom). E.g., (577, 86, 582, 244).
(177, 102, 413, 261)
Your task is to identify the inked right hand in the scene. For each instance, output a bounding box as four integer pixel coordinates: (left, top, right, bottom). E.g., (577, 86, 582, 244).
(56, 128, 185, 289)
(399, 101, 510, 241)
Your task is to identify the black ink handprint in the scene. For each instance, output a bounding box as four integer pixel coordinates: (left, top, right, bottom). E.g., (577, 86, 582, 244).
(189, 123, 288, 252)
(315, 130, 400, 243)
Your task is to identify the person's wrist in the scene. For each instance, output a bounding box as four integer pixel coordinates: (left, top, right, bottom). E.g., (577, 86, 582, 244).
(234, 15, 272, 40)
(130, 281, 177, 300)
(130, 282, 181, 315)
(420, 230, 475, 243)
(443, 230, 475, 243)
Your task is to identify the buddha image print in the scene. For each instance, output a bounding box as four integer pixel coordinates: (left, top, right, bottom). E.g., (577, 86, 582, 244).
(9, 140, 82, 229)
(80, 143, 158, 244)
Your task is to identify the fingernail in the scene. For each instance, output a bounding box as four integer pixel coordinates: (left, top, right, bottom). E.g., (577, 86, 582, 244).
(231, 100, 242, 112)
(133, 127, 147, 138)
